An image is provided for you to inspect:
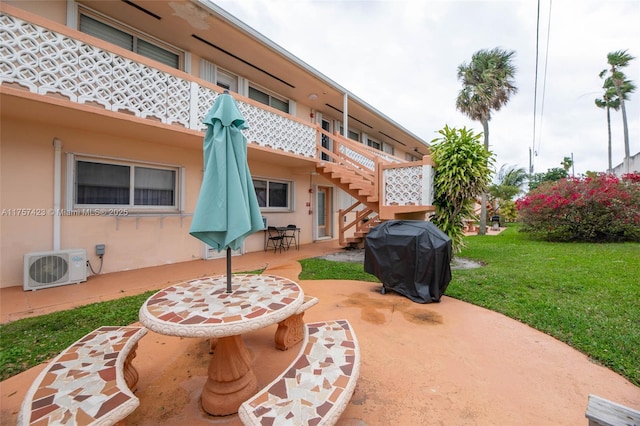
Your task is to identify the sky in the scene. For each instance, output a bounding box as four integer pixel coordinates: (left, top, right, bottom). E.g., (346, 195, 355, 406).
(213, 0, 640, 177)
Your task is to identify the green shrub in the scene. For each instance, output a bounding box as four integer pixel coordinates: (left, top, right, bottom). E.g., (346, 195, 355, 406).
(497, 199, 518, 222)
(516, 173, 640, 242)
(430, 125, 494, 252)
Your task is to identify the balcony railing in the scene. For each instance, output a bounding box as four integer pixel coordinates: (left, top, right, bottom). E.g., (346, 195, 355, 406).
(0, 10, 317, 159)
(379, 158, 434, 218)
(0, 6, 433, 216)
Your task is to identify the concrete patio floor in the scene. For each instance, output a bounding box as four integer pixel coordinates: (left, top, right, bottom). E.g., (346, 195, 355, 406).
(1, 239, 639, 425)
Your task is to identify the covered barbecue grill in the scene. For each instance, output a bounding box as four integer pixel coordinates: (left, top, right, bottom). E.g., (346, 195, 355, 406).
(364, 220, 452, 303)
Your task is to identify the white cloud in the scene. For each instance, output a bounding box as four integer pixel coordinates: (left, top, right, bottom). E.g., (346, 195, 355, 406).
(215, 0, 640, 176)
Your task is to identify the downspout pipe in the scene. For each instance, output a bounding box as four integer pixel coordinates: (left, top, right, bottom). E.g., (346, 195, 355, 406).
(53, 137, 62, 250)
(342, 93, 348, 136)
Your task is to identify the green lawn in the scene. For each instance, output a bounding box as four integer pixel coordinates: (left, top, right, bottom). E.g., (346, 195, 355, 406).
(448, 224, 640, 386)
(0, 291, 155, 381)
(1, 225, 638, 386)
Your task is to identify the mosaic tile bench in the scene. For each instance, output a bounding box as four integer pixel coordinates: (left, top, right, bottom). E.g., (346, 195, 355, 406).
(274, 295, 319, 351)
(18, 326, 147, 426)
(238, 319, 360, 426)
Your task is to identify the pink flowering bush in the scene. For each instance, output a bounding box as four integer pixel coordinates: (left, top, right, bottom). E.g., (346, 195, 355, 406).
(516, 173, 640, 242)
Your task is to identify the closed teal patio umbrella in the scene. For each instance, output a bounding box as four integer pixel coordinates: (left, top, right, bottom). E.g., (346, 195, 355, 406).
(190, 92, 264, 292)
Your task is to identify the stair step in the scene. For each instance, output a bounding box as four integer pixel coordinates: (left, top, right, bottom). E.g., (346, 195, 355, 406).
(350, 185, 375, 194)
(318, 165, 336, 174)
(339, 176, 358, 184)
(354, 190, 375, 198)
(355, 183, 375, 189)
(348, 180, 372, 188)
(334, 173, 359, 181)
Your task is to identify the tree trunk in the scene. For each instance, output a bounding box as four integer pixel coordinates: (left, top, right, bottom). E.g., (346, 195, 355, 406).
(606, 105, 612, 173)
(479, 119, 490, 235)
(619, 98, 630, 173)
(613, 77, 631, 174)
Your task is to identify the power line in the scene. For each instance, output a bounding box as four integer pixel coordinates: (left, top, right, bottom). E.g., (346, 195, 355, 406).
(531, 0, 552, 174)
(531, 0, 540, 175)
(537, 0, 552, 158)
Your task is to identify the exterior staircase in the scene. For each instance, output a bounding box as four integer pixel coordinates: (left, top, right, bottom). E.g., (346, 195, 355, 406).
(315, 162, 379, 247)
(315, 129, 435, 247)
(316, 162, 378, 209)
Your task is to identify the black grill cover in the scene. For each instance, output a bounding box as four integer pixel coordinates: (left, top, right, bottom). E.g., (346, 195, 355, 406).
(364, 220, 452, 303)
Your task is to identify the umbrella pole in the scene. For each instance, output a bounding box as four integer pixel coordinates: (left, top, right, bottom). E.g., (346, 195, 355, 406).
(226, 247, 232, 293)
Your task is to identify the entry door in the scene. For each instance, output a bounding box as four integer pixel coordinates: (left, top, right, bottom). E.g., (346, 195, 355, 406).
(316, 186, 332, 238)
(321, 119, 331, 161)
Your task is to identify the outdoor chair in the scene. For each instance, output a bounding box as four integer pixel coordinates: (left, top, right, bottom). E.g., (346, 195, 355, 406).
(282, 224, 298, 250)
(266, 226, 284, 253)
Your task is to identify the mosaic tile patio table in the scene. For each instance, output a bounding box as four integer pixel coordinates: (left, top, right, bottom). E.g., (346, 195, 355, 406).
(138, 274, 304, 416)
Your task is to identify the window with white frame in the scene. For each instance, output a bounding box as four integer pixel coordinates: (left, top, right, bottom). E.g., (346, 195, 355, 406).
(248, 86, 289, 113)
(78, 10, 182, 69)
(382, 142, 394, 155)
(216, 68, 238, 92)
(405, 152, 417, 161)
(67, 155, 181, 211)
(367, 138, 381, 150)
(200, 60, 239, 92)
(340, 127, 360, 142)
(252, 178, 292, 210)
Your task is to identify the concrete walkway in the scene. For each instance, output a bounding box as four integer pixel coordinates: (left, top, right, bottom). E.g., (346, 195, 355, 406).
(2, 240, 638, 425)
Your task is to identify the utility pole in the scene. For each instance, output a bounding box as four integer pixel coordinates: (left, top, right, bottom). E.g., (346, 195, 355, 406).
(571, 152, 574, 177)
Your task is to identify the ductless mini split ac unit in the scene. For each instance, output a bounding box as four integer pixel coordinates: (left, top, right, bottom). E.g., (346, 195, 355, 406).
(23, 249, 88, 291)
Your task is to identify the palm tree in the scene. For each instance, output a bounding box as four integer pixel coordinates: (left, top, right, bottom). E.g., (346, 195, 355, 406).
(595, 78, 621, 173)
(456, 48, 518, 234)
(496, 164, 528, 192)
(561, 156, 574, 177)
(488, 164, 527, 215)
(488, 164, 529, 220)
(602, 50, 636, 173)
